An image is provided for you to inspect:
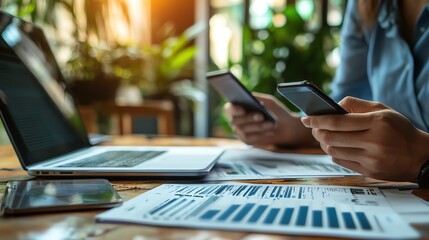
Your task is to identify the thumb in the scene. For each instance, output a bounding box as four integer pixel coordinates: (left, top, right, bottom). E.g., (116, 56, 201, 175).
(253, 92, 286, 112)
(339, 96, 388, 113)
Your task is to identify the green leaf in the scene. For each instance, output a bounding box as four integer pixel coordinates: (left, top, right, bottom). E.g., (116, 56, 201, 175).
(169, 46, 197, 71)
(16, 3, 35, 18)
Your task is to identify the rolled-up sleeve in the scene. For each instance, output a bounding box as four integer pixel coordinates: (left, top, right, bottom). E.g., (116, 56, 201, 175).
(330, 0, 372, 102)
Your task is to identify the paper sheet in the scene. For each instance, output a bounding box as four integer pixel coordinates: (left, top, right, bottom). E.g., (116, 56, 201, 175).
(205, 148, 359, 180)
(382, 189, 429, 224)
(97, 183, 419, 239)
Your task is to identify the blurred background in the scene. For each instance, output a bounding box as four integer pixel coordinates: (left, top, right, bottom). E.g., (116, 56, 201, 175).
(0, 0, 347, 143)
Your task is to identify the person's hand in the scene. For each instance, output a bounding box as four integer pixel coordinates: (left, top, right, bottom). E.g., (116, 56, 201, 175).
(301, 96, 429, 182)
(224, 92, 316, 147)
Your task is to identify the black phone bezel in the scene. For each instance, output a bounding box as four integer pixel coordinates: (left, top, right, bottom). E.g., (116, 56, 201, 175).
(277, 81, 347, 115)
(207, 70, 277, 123)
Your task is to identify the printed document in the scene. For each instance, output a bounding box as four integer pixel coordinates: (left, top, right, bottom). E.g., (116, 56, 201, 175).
(97, 183, 418, 239)
(206, 148, 359, 180)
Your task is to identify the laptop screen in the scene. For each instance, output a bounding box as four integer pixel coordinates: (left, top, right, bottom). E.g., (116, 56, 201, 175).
(0, 11, 90, 167)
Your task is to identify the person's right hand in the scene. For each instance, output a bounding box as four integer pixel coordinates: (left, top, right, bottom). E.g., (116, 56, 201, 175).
(223, 92, 316, 147)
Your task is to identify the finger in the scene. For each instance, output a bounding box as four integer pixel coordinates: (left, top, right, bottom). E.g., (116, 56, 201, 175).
(231, 127, 247, 142)
(339, 97, 389, 113)
(241, 121, 275, 133)
(254, 93, 291, 114)
(331, 158, 365, 174)
(232, 123, 273, 139)
(321, 143, 373, 176)
(319, 143, 366, 162)
(312, 129, 369, 148)
(224, 103, 246, 117)
(252, 92, 274, 101)
(301, 113, 374, 131)
(231, 112, 265, 126)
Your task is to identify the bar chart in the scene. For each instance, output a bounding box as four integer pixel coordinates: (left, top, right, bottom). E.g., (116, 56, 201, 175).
(97, 183, 419, 239)
(205, 149, 359, 180)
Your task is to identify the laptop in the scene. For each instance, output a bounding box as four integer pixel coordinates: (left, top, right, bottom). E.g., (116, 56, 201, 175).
(0, 11, 224, 177)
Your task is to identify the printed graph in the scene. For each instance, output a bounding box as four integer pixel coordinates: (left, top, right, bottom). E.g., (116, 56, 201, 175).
(97, 183, 419, 239)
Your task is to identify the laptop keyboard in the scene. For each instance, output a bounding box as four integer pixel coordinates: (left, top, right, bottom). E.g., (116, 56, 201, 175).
(60, 151, 166, 168)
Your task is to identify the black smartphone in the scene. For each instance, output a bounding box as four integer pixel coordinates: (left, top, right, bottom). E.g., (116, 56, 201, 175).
(0, 179, 122, 215)
(277, 81, 347, 115)
(207, 70, 277, 122)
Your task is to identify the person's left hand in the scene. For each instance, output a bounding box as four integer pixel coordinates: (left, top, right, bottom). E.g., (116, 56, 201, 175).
(301, 97, 429, 182)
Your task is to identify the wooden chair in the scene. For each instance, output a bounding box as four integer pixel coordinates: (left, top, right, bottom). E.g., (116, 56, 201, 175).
(113, 100, 175, 135)
(77, 100, 176, 135)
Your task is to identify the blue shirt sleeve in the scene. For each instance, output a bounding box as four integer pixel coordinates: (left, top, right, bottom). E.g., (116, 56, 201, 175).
(330, 0, 373, 102)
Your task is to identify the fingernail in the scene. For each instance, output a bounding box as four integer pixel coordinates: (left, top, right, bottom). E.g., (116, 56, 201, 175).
(301, 117, 310, 127)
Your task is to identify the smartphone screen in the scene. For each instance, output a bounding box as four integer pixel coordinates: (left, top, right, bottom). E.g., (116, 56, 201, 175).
(1, 179, 122, 215)
(277, 81, 347, 116)
(207, 70, 277, 122)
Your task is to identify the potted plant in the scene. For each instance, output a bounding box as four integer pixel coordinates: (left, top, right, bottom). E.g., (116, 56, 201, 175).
(136, 23, 206, 135)
(65, 42, 120, 105)
(65, 23, 205, 135)
(1, 1, 204, 135)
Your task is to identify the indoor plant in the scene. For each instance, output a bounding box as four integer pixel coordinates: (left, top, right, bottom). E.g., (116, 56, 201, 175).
(215, 2, 338, 135)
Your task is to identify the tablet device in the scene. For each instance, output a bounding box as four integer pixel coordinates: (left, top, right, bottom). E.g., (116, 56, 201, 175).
(277, 81, 347, 115)
(1, 179, 122, 215)
(207, 70, 277, 122)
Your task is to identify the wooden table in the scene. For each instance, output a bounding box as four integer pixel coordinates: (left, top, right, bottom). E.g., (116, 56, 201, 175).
(0, 135, 428, 239)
